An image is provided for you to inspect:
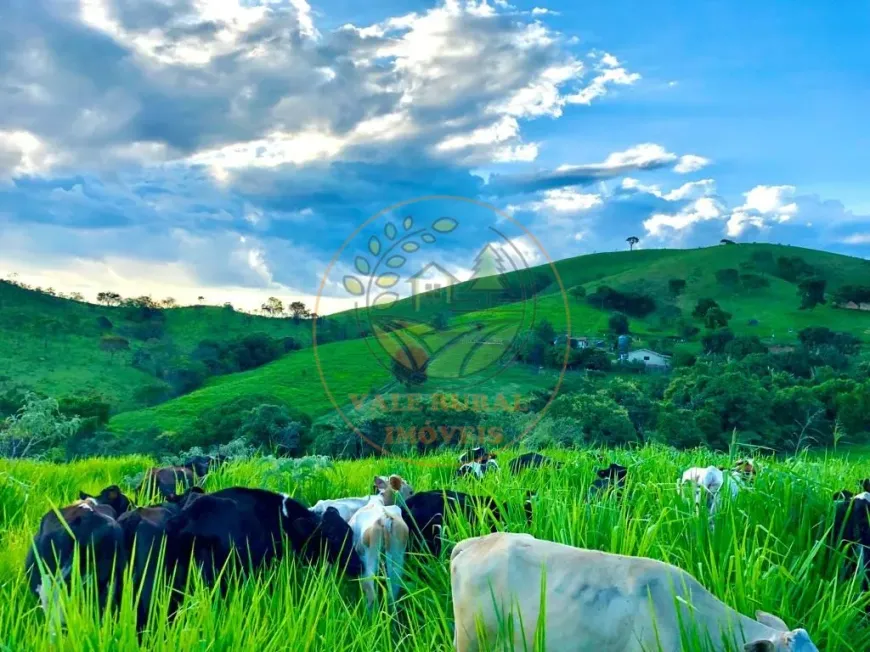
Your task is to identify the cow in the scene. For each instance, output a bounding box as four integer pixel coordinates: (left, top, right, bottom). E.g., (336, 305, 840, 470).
(507, 452, 562, 474)
(589, 463, 628, 498)
(163, 486, 363, 587)
(679, 466, 740, 522)
(449, 532, 818, 652)
(348, 491, 409, 609)
(833, 479, 870, 503)
(732, 458, 757, 481)
(457, 456, 499, 479)
(310, 474, 413, 522)
(831, 491, 870, 592)
(182, 454, 227, 478)
(24, 486, 131, 633)
(137, 466, 196, 502)
(399, 489, 503, 557)
(117, 487, 204, 630)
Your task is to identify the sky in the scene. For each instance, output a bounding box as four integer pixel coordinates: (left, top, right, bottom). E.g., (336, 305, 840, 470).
(1, 0, 868, 314)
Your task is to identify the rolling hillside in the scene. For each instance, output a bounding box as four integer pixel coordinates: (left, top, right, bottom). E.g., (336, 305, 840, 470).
(0, 281, 326, 411)
(105, 243, 870, 437)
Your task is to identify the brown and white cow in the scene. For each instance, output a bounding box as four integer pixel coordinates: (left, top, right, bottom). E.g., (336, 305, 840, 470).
(450, 532, 817, 651)
(310, 474, 413, 522)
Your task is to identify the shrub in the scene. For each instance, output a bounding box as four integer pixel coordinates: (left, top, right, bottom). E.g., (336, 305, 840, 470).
(236, 404, 312, 456)
(548, 392, 637, 445)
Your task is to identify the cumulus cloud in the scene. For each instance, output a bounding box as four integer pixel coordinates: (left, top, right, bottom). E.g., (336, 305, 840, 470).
(674, 154, 711, 174)
(726, 185, 799, 236)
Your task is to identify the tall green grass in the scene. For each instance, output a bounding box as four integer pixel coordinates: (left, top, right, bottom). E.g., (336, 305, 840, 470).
(1, 446, 869, 650)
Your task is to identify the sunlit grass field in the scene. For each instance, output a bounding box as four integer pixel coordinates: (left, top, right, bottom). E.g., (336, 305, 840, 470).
(1, 446, 869, 651)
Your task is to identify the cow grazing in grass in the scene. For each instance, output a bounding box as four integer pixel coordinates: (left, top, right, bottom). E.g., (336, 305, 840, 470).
(311, 474, 413, 522)
(24, 486, 131, 633)
(117, 487, 204, 630)
(457, 447, 500, 479)
(450, 532, 818, 652)
(589, 463, 628, 498)
(507, 452, 562, 474)
(831, 491, 870, 592)
(137, 455, 225, 501)
(399, 490, 503, 557)
(348, 488, 410, 608)
(164, 486, 363, 587)
(680, 466, 740, 521)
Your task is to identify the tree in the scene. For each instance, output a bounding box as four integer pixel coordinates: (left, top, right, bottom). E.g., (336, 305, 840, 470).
(197, 296, 205, 304)
(469, 244, 508, 290)
(692, 298, 719, 320)
(569, 286, 587, 301)
(739, 273, 769, 290)
(798, 277, 826, 310)
(715, 268, 740, 287)
(236, 404, 311, 456)
(534, 319, 556, 345)
(262, 297, 284, 316)
(161, 297, 178, 309)
(704, 306, 731, 329)
(701, 328, 735, 354)
(96, 291, 122, 307)
(288, 301, 309, 323)
(720, 239, 736, 245)
(668, 279, 686, 297)
(0, 393, 82, 458)
(750, 250, 776, 274)
(391, 345, 429, 387)
(626, 236, 639, 251)
(100, 334, 130, 360)
(776, 256, 815, 283)
(608, 312, 630, 336)
(69, 292, 85, 302)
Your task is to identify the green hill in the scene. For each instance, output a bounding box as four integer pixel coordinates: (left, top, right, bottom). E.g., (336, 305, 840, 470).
(105, 243, 870, 438)
(0, 281, 327, 411)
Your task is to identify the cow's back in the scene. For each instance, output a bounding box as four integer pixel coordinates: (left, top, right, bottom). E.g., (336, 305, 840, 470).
(450, 533, 708, 652)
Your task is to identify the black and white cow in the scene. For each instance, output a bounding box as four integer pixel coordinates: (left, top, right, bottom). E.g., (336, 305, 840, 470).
(399, 489, 504, 556)
(457, 447, 500, 479)
(24, 486, 131, 632)
(831, 489, 870, 592)
(508, 452, 562, 474)
(164, 487, 363, 587)
(589, 463, 628, 498)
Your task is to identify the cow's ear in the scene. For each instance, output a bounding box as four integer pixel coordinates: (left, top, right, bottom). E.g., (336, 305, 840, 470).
(755, 611, 789, 632)
(388, 475, 404, 491)
(79, 491, 91, 500)
(373, 476, 388, 492)
(743, 641, 774, 652)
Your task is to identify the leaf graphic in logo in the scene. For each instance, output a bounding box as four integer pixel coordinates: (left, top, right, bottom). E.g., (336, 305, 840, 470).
(432, 217, 458, 233)
(372, 292, 398, 309)
(403, 216, 413, 230)
(386, 255, 405, 268)
(343, 275, 364, 296)
(421, 233, 436, 244)
(355, 256, 370, 275)
(385, 222, 397, 240)
(369, 236, 381, 255)
(402, 241, 419, 253)
(376, 273, 399, 288)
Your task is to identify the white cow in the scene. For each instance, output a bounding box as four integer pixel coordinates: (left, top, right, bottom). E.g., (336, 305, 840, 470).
(348, 492, 409, 609)
(680, 466, 741, 520)
(450, 532, 817, 652)
(310, 474, 413, 522)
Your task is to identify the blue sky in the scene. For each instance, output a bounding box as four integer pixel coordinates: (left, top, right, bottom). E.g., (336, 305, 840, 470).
(0, 0, 867, 313)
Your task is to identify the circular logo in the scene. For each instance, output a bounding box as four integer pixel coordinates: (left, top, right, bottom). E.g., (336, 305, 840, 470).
(313, 195, 571, 461)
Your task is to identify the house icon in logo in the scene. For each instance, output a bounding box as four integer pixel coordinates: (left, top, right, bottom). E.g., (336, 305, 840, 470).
(407, 262, 460, 310)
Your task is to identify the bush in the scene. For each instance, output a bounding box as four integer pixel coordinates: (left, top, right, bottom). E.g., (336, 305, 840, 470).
(236, 404, 312, 456)
(548, 392, 637, 445)
(715, 268, 740, 287)
(702, 328, 735, 354)
(608, 312, 629, 335)
(180, 394, 288, 449)
(0, 393, 82, 459)
(587, 286, 656, 317)
(569, 286, 587, 301)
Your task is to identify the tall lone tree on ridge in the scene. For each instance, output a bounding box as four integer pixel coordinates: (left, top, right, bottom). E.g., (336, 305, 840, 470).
(626, 236, 639, 251)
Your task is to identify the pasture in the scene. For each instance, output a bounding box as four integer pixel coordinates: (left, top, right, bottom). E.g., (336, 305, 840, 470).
(2, 446, 870, 651)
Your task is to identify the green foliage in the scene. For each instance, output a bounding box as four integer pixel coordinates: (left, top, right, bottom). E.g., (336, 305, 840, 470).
(0, 393, 82, 458)
(777, 256, 817, 283)
(703, 306, 731, 329)
(608, 312, 630, 335)
(586, 286, 656, 317)
(692, 298, 720, 320)
(429, 311, 450, 331)
(799, 277, 827, 310)
(702, 328, 735, 354)
(715, 268, 740, 287)
(236, 404, 312, 456)
(668, 278, 687, 296)
(548, 392, 637, 445)
(723, 335, 767, 359)
(739, 273, 769, 290)
(568, 285, 587, 301)
(391, 345, 429, 387)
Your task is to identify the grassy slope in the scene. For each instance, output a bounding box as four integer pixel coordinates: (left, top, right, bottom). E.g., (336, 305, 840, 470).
(1, 447, 869, 650)
(0, 281, 318, 410)
(106, 244, 870, 435)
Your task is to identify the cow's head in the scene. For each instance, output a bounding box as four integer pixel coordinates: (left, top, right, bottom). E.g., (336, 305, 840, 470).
(79, 485, 132, 516)
(834, 489, 855, 502)
(183, 456, 214, 478)
(596, 463, 627, 483)
(292, 507, 363, 577)
(743, 611, 818, 651)
(166, 486, 206, 508)
(373, 475, 414, 503)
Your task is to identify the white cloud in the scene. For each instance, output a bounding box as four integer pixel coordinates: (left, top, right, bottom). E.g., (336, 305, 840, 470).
(726, 185, 798, 236)
(531, 7, 561, 16)
(674, 154, 711, 174)
(566, 52, 641, 105)
(644, 196, 724, 236)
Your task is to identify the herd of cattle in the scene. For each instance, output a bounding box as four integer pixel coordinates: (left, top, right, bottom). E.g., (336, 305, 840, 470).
(21, 448, 870, 650)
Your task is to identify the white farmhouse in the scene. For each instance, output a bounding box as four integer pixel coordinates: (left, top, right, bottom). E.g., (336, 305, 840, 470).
(626, 348, 671, 368)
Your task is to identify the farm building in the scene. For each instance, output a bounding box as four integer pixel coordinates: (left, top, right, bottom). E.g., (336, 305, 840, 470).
(625, 348, 671, 368)
(552, 336, 588, 349)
